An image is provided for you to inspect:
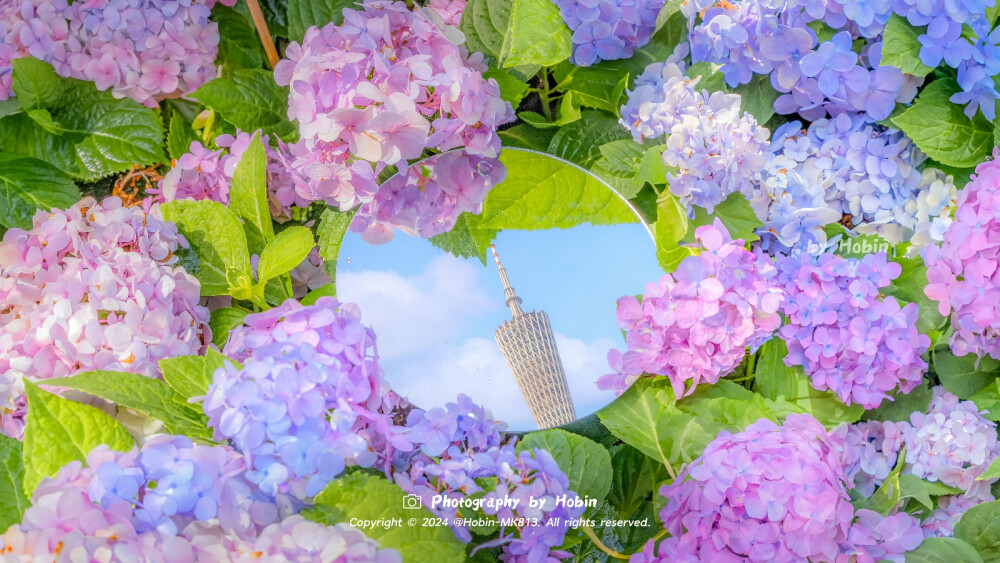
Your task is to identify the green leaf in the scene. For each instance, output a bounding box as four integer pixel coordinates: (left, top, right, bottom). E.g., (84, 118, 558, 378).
(955, 500, 1000, 561)
(73, 103, 167, 180)
(883, 255, 947, 335)
(683, 192, 763, 244)
(654, 193, 694, 272)
(257, 226, 315, 282)
(317, 207, 356, 282)
(167, 112, 200, 161)
(208, 307, 250, 349)
(230, 132, 275, 252)
(863, 383, 934, 423)
(0, 112, 79, 175)
(556, 91, 583, 125)
(904, 537, 983, 563)
(547, 110, 632, 167)
(22, 380, 134, 495)
(675, 380, 792, 430)
(978, 456, 1000, 481)
(11, 58, 62, 110)
(26, 108, 63, 135)
(890, 78, 993, 168)
(161, 199, 254, 297)
(159, 355, 210, 400)
(484, 68, 529, 108)
(933, 348, 1000, 399)
(301, 283, 337, 305)
(45, 372, 212, 442)
(2, 71, 166, 181)
(754, 339, 864, 428)
(858, 449, 904, 515)
(970, 380, 1000, 422)
(596, 139, 645, 177)
(592, 139, 649, 199)
(731, 74, 779, 125)
(308, 472, 466, 563)
(881, 15, 934, 77)
(551, 61, 631, 114)
(460, 0, 513, 62)
(213, 6, 264, 73)
(0, 153, 80, 229)
(897, 474, 962, 510)
(0, 435, 29, 530)
(193, 70, 296, 142)
(0, 98, 22, 118)
(686, 62, 728, 94)
(606, 445, 665, 519)
(286, 0, 351, 42)
(597, 377, 719, 468)
(428, 212, 498, 265)
(636, 145, 669, 185)
(516, 429, 613, 502)
(478, 148, 639, 230)
(500, 0, 572, 68)
(498, 123, 556, 151)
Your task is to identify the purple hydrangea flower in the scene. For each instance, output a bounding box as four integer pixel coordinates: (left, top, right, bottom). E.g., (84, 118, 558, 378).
(203, 341, 380, 499)
(921, 495, 989, 538)
(1, 440, 399, 561)
(553, 0, 666, 66)
(222, 298, 409, 471)
(776, 251, 930, 408)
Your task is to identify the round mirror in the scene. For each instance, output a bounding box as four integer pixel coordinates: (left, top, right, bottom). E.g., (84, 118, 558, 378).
(337, 149, 661, 431)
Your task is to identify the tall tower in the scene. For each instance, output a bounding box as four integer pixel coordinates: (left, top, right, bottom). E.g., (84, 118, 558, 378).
(490, 245, 576, 429)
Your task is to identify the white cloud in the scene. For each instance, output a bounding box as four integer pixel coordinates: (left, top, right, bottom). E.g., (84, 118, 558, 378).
(555, 333, 619, 418)
(338, 259, 622, 430)
(338, 254, 500, 360)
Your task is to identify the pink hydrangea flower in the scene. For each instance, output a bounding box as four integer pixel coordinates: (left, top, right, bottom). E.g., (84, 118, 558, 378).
(639, 414, 923, 562)
(351, 150, 506, 243)
(904, 387, 1000, 500)
(0, 197, 210, 439)
(0, 0, 236, 106)
(273, 1, 513, 239)
(427, 0, 466, 26)
(154, 131, 304, 223)
(600, 220, 783, 397)
(924, 148, 1000, 359)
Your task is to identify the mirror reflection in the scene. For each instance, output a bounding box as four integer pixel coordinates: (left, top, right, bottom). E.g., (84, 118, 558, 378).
(338, 163, 661, 431)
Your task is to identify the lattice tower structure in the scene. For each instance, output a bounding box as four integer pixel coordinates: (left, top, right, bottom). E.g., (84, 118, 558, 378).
(490, 245, 576, 428)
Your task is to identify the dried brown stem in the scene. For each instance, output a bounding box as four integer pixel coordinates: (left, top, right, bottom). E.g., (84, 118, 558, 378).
(246, 0, 280, 68)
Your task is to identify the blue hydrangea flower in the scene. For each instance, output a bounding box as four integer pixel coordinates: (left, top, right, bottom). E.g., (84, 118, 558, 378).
(553, 0, 666, 66)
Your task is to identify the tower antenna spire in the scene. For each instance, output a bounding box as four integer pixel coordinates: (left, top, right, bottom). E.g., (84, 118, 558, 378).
(490, 244, 524, 317)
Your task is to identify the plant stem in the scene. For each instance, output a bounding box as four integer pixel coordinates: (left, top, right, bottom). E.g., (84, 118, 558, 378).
(661, 453, 677, 481)
(580, 525, 630, 560)
(246, 0, 280, 68)
(538, 69, 554, 121)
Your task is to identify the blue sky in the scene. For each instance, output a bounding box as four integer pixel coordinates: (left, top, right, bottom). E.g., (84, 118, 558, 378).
(337, 222, 662, 430)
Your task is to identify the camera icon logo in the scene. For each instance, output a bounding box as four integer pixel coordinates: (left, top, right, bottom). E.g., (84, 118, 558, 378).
(402, 494, 423, 510)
